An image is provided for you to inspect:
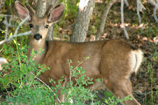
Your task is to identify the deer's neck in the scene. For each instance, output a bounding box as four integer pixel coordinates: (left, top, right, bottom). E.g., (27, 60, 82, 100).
(27, 39, 47, 65)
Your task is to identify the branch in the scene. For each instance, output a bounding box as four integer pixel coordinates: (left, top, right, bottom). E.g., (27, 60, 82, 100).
(0, 16, 31, 45)
(121, 0, 129, 39)
(124, 0, 129, 7)
(90, 91, 94, 105)
(137, 0, 146, 29)
(0, 31, 32, 45)
(96, 0, 117, 40)
(153, 4, 158, 22)
(2, 15, 15, 27)
(35, 76, 61, 103)
(147, 0, 156, 6)
(147, 0, 158, 22)
(2, 15, 14, 41)
(4, 17, 8, 40)
(13, 16, 30, 37)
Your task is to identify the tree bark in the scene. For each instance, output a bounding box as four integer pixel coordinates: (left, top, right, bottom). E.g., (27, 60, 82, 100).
(36, 0, 46, 17)
(46, 0, 59, 40)
(70, 0, 95, 42)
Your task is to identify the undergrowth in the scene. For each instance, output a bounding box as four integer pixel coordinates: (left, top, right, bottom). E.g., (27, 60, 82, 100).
(0, 43, 131, 105)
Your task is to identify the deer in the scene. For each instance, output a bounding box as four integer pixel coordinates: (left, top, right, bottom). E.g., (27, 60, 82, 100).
(15, 1, 143, 105)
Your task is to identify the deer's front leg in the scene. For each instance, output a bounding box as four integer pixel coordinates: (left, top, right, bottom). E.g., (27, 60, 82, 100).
(54, 76, 68, 103)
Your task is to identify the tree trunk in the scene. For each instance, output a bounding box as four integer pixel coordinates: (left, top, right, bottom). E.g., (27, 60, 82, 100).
(36, 0, 46, 17)
(46, 0, 59, 40)
(70, 0, 95, 42)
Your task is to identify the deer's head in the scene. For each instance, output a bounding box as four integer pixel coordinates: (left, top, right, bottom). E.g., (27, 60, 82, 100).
(15, 1, 64, 43)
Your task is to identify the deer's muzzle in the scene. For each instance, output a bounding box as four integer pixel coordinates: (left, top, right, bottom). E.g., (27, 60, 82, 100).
(34, 34, 42, 40)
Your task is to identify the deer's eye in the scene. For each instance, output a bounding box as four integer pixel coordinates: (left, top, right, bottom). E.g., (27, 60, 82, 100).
(45, 25, 49, 28)
(29, 24, 33, 28)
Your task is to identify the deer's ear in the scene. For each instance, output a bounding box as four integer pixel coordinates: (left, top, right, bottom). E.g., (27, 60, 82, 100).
(15, 1, 31, 21)
(48, 3, 64, 23)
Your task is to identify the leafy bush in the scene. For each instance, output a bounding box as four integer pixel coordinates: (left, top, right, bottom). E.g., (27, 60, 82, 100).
(0, 43, 132, 105)
(0, 43, 52, 104)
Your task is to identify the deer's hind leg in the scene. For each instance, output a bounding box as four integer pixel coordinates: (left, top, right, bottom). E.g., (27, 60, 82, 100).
(103, 78, 140, 105)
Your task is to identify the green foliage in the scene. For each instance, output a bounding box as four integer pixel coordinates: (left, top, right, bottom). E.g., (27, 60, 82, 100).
(5, 0, 26, 6)
(1, 43, 96, 104)
(104, 91, 113, 98)
(0, 42, 51, 104)
(105, 95, 133, 105)
(54, 0, 79, 38)
(1, 45, 133, 104)
(0, 15, 4, 22)
(6, 86, 55, 105)
(57, 58, 98, 104)
(0, 43, 132, 105)
(5, 0, 15, 6)
(142, 46, 158, 104)
(62, 0, 79, 18)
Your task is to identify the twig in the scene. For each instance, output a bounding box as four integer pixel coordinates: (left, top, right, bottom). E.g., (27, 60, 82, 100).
(0, 31, 32, 45)
(34, 76, 61, 103)
(5, 21, 8, 40)
(153, 5, 158, 22)
(121, 0, 129, 39)
(90, 91, 94, 105)
(0, 16, 31, 45)
(14, 31, 32, 37)
(0, 39, 11, 45)
(133, 90, 151, 95)
(13, 16, 30, 37)
(2, 15, 14, 41)
(147, 0, 158, 22)
(0, 14, 12, 16)
(147, 0, 156, 5)
(124, 0, 129, 7)
(3, 16, 14, 27)
(137, 0, 146, 29)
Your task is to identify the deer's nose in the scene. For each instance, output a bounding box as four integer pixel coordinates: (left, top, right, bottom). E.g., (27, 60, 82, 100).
(34, 34, 42, 40)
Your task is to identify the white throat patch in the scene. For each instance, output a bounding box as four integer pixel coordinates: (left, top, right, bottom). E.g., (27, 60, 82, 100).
(34, 39, 42, 43)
